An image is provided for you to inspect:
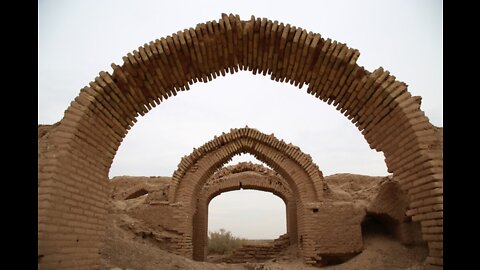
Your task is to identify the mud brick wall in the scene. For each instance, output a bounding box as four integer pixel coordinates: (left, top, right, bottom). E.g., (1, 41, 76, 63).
(302, 202, 364, 265)
(224, 234, 290, 263)
(38, 123, 109, 270)
(109, 176, 170, 200)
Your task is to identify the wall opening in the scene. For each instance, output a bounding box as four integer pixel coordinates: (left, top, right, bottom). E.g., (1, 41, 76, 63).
(362, 213, 396, 238)
(124, 188, 148, 200)
(207, 189, 287, 262)
(359, 213, 429, 265)
(209, 190, 286, 240)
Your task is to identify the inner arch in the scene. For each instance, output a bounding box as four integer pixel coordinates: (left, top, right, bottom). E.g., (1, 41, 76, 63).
(194, 162, 295, 261)
(170, 127, 324, 205)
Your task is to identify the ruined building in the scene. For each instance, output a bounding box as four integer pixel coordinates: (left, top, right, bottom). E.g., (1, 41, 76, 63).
(38, 13, 443, 269)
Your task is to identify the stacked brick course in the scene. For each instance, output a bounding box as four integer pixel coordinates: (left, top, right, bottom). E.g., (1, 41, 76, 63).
(224, 234, 290, 263)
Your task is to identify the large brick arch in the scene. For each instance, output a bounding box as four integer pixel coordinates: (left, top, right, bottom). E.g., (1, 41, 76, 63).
(193, 162, 296, 260)
(38, 13, 443, 269)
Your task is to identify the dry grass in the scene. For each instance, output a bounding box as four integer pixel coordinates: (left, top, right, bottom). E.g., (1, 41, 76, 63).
(208, 229, 247, 255)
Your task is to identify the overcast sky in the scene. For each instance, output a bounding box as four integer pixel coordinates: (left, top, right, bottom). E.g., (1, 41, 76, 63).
(38, 0, 442, 239)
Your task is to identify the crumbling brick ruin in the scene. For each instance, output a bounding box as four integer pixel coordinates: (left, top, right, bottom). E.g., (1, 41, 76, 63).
(38, 13, 443, 269)
(223, 234, 291, 263)
(103, 159, 428, 266)
(103, 158, 428, 266)
(166, 127, 367, 264)
(107, 162, 297, 261)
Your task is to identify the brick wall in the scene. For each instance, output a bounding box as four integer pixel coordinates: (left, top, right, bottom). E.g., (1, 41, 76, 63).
(223, 234, 290, 263)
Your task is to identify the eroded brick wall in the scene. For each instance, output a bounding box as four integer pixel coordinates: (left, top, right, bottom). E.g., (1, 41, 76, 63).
(293, 202, 364, 265)
(224, 234, 290, 263)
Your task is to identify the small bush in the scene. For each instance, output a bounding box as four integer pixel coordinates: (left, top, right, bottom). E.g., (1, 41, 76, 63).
(207, 228, 246, 255)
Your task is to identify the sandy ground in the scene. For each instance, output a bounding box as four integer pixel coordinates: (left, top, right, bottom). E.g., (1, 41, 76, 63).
(100, 196, 428, 270)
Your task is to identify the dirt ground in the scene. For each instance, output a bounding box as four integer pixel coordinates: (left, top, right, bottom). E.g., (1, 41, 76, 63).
(100, 195, 428, 270)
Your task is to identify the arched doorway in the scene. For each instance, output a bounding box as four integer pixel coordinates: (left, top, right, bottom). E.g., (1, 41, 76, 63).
(195, 162, 293, 261)
(168, 127, 333, 263)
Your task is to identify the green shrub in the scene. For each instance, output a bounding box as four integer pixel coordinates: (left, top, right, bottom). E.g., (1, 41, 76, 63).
(207, 228, 246, 255)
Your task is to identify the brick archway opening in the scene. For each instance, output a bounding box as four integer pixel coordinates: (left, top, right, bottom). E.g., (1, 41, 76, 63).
(168, 128, 328, 263)
(193, 162, 294, 261)
(206, 189, 288, 263)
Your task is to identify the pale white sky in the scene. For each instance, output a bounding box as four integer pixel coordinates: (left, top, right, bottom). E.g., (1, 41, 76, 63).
(38, 0, 442, 239)
(209, 190, 286, 239)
